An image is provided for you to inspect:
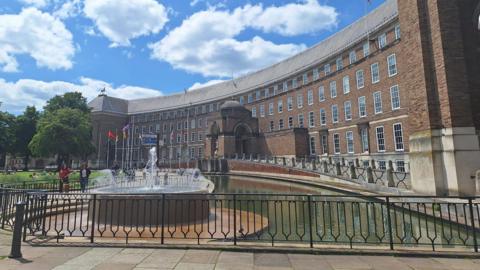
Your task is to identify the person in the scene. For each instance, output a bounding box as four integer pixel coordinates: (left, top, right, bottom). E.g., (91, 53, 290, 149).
(58, 164, 71, 193)
(79, 164, 91, 193)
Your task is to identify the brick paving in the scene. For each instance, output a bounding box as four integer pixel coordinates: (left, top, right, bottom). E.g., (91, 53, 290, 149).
(1, 230, 480, 269)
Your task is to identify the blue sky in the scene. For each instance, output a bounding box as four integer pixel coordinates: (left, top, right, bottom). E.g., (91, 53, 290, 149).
(0, 0, 385, 114)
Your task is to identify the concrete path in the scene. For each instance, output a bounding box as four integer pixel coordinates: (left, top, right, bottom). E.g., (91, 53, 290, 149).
(1, 231, 480, 269)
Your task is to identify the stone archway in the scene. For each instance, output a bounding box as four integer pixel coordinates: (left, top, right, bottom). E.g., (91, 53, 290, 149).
(234, 123, 252, 156)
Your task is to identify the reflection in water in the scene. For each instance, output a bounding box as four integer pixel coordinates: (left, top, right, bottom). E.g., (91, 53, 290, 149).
(205, 175, 477, 250)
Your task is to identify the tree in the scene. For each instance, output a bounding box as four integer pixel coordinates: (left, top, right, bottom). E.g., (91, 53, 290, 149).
(13, 106, 39, 170)
(29, 108, 95, 166)
(0, 105, 16, 171)
(44, 92, 90, 114)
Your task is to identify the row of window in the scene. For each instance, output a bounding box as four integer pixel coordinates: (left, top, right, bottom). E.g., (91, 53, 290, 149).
(257, 85, 401, 128)
(239, 25, 400, 106)
(309, 123, 404, 156)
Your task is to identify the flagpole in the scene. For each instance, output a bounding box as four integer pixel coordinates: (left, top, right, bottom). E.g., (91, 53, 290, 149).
(121, 134, 125, 170)
(114, 128, 118, 164)
(106, 139, 110, 169)
(130, 116, 135, 169)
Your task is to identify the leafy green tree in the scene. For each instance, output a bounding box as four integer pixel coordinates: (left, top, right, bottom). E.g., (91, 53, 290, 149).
(0, 104, 16, 170)
(29, 108, 95, 166)
(44, 92, 90, 114)
(13, 106, 39, 170)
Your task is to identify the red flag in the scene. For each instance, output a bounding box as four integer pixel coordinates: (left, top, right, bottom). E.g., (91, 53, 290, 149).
(107, 130, 116, 141)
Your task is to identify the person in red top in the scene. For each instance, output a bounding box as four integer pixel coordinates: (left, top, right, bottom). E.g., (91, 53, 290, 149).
(58, 164, 71, 193)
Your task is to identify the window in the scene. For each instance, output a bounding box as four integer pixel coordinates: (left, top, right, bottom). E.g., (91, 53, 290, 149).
(298, 114, 304, 128)
(374, 91, 382, 114)
(308, 111, 315, 127)
(297, 93, 303, 108)
(156, 124, 160, 132)
(268, 103, 274, 115)
(198, 147, 203, 158)
(333, 133, 340, 154)
(292, 78, 298, 88)
(287, 96, 293, 111)
(189, 147, 195, 159)
(318, 86, 325, 102)
(265, 88, 270, 99)
(346, 131, 354, 153)
(371, 63, 380, 83)
(349, 51, 357, 64)
(321, 135, 328, 154)
(376, 126, 385, 152)
(239, 96, 245, 105)
(176, 134, 181, 143)
(378, 33, 387, 49)
(279, 119, 284, 130)
(396, 160, 405, 172)
(303, 73, 308, 85)
(283, 81, 288, 92)
(356, 70, 364, 89)
(191, 132, 196, 142)
(177, 122, 182, 130)
(256, 90, 261, 101)
(387, 54, 397, 77)
(358, 96, 367, 117)
(278, 100, 283, 113)
(395, 24, 401, 40)
(313, 68, 319, 80)
(390, 85, 401, 110)
(190, 120, 196, 129)
(363, 42, 370, 57)
(330, 81, 337, 98)
(320, 109, 327, 126)
(331, 104, 339, 123)
(183, 133, 188, 142)
(252, 107, 257, 117)
(343, 76, 350, 94)
(273, 85, 278, 95)
(336, 57, 343, 71)
(309, 137, 316, 155)
(393, 123, 404, 151)
(324, 64, 331, 75)
(307, 89, 314, 105)
(260, 104, 265, 117)
(288, 116, 293, 128)
(198, 132, 203, 141)
(247, 94, 253, 104)
(210, 104, 214, 112)
(269, 121, 275, 131)
(198, 118, 203, 128)
(184, 121, 188, 129)
(344, 101, 352, 120)
(360, 128, 369, 152)
(378, 160, 386, 170)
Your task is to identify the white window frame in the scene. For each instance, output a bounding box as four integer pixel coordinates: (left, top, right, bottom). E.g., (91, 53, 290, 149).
(308, 111, 315, 128)
(378, 33, 387, 49)
(269, 121, 275, 131)
(336, 57, 343, 71)
(376, 126, 386, 152)
(358, 96, 367, 117)
(277, 100, 283, 113)
(247, 94, 253, 103)
(320, 108, 327, 126)
(330, 81, 337, 98)
(371, 62, 380, 84)
(292, 78, 298, 88)
(298, 114, 304, 128)
(313, 68, 319, 80)
(393, 123, 404, 151)
(287, 96, 293, 111)
(309, 136, 316, 155)
(363, 42, 370, 57)
(331, 104, 339, 123)
(395, 24, 401, 40)
(303, 73, 309, 85)
(360, 128, 369, 153)
(387, 54, 397, 77)
(346, 131, 354, 154)
(344, 101, 352, 121)
(343, 76, 350, 94)
(307, 89, 314, 105)
(349, 51, 357, 64)
(356, 69, 364, 89)
(297, 93, 303, 108)
(278, 119, 284, 130)
(283, 81, 288, 92)
(374, 91, 383, 114)
(268, 103, 274, 115)
(260, 104, 265, 117)
(288, 116, 293, 129)
(252, 107, 257, 117)
(318, 86, 325, 102)
(333, 133, 341, 154)
(390, 85, 401, 110)
(324, 64, 331, 75)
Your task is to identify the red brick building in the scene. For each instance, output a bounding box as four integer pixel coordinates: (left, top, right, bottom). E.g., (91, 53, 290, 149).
(89, 0, 480, 196)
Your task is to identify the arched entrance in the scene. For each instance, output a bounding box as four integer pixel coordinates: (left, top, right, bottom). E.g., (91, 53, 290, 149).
(234, 124, 251, 156)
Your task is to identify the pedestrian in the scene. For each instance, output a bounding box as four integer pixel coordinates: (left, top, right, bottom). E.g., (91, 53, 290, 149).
(79, 163, 91, 192)
(58, 164, 71, 193)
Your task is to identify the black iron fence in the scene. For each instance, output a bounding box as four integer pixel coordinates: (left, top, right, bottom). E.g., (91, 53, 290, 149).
(1, 187, 479, 252)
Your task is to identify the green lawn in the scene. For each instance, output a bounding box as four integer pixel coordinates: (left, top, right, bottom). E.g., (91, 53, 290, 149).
(0, 170, 105, 185)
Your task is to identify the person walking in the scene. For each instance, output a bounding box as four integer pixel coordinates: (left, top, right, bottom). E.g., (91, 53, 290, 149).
(79, 164, 91, 193)
(58, 164, 71, 193)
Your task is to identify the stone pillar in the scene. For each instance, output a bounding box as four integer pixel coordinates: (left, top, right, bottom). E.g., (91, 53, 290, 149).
(398, 0, 480, 195)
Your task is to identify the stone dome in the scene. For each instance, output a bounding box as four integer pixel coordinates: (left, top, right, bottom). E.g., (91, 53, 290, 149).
(220, 100, 243, 109)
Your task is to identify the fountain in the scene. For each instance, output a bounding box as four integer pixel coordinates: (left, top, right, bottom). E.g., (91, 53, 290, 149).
(90, 147, 215, 226)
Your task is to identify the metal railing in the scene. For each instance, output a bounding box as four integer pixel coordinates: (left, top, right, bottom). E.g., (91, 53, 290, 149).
(1, 188, 478, 252)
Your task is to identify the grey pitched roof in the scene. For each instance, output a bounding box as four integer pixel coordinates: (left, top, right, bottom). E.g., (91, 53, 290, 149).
(90, 0, 398, 115)
(89, 95, 128, 114)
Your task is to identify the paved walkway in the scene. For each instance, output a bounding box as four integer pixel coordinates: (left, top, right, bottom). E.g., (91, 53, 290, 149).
(1, 231, 480, 269)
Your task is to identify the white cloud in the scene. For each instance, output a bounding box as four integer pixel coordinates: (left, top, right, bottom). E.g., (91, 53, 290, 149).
(188, 79, 225, 91)
(53, 0, 82, 19)
(84, 0, 169, 47)
(252, 0, 338, 36)
(0, 8, 75, 72)
(0, 77, 162, 114)
(18, 0, 49, 8)
(149, 1, 336, 77)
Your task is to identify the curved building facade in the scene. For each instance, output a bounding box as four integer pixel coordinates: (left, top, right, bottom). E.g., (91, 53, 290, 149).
(89, 0, 480, 196)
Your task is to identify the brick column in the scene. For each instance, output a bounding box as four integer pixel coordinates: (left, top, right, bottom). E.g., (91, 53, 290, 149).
(398, 0, 480, 195)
